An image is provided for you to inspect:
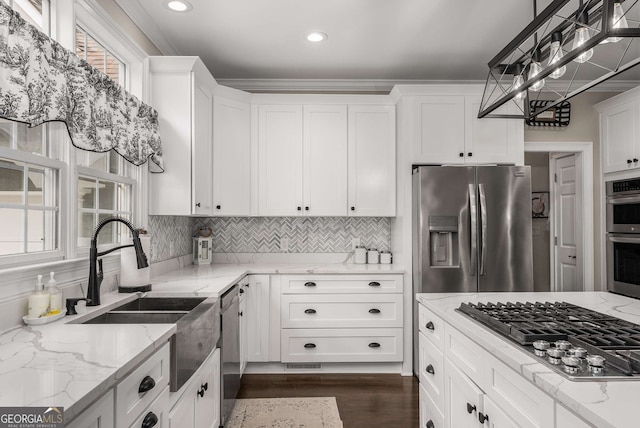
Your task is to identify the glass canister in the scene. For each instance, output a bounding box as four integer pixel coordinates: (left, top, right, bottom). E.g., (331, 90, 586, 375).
(367, 248, 379, 264)
(354, 246, 367, 264)
(380, 251, 392, 264)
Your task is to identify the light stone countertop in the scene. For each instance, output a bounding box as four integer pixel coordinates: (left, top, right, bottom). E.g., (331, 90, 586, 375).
(0, 262, 403, 422)
(416, 291, 640, 428)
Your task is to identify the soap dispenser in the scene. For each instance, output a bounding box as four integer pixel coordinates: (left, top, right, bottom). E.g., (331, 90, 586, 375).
(27, 275, 49, 318)
(46, 272, 62, 315)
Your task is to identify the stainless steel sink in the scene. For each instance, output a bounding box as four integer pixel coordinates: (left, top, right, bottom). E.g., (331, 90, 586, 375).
(78, 295, 220, 392)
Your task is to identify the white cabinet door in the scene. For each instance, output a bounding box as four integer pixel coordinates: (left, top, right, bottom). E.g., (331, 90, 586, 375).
(168, 391, 195, 428)
(303, 105, 348, 216)
(247, 275, 271, 362)
(348, 105, 396, 216)
(444, 358, 483, 428)
(258, 105, 303, 216)
(482, 395, 519, 428)
(465, 96, 522, 165)
(239, 282, 248, 375)
(192, 74, 214, 215)
(213, 96, 251, 216)
(66, 389, 114, 428)
(412, 96, 465, 164)
(601, 100, 639, 173)
(194, 349, 221, 428)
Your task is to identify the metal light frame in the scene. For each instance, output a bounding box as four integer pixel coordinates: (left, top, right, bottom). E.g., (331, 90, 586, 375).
(479, 0, 640, 119)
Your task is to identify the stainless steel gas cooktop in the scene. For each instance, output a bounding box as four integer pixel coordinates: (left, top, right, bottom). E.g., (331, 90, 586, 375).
(457, 301, 640, 381)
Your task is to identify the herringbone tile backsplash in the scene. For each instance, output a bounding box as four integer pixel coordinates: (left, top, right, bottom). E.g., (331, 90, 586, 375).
(148, 216, 193, 263)
(193, 217, 390, 253)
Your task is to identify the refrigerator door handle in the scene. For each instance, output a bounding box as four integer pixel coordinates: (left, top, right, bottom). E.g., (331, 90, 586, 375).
(479, 183, 488, 276)
(469, 183, 477, 276)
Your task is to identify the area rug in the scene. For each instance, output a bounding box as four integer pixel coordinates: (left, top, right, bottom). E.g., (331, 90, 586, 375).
(226, 397, 343, 428)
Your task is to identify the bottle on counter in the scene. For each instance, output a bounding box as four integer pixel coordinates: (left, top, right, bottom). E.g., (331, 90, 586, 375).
(46, 271, 62, 315)
(28, 275, 50, 318)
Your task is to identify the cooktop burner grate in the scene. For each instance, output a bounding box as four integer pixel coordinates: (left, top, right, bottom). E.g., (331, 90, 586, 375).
(456, 301, 640, 379)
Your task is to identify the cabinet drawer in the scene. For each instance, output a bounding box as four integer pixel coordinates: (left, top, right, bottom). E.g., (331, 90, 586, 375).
(418, 332, 444, 412)
(444, 324, 484, 387)
(419, 384, 444, 428)
(484, 354, 554, 428)
(418, 304, 444, 350)
(281, 294, 402, 328)
(116, 342, 171, 428)
(281, 328, 403, 362)
(129, 386, 169, 428)
(281, 275, 402, 294)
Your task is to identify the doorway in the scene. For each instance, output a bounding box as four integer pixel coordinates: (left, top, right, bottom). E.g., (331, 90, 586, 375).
(524, 142, 594, 292)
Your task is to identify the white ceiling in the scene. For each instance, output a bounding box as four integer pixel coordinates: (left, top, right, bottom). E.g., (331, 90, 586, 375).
(117, 0, 542, 82)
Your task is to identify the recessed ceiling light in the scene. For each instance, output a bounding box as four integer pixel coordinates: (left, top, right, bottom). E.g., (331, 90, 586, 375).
(306, 32, 327, 43)
(166, 0, 192, 12)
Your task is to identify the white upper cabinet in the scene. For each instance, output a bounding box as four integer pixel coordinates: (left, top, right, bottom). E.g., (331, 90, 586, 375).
(213, 96, 251, 216)
(149, 57, 215, 216)
(404, 86, 523, 166)
(348, 105, 396, 216)
(596, 91, 640, 174)
(257, 105, 304, 216)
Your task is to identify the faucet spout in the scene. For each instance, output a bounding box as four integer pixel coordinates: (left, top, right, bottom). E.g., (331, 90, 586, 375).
(87, 217, 149, 306)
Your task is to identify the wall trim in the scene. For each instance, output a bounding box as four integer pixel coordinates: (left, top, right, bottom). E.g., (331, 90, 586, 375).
(524, 141, 595, 292)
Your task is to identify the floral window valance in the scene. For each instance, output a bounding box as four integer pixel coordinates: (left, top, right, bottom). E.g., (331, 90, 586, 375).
(0, 1, 164, 172)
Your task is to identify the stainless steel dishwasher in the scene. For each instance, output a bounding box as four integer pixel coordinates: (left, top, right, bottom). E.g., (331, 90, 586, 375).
(220, 284, 240, 426)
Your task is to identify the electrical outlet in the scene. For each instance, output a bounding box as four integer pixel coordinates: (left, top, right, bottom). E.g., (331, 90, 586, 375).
(280, 237, 289, 252)
(352, 237, 361, 250)
(169, 240, 175, 257)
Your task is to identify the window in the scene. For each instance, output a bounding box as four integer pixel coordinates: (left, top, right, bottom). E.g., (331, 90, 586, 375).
(75, 25, 126, 86)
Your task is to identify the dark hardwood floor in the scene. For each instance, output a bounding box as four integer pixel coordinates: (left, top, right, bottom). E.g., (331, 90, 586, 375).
(238, 373, 419, 427)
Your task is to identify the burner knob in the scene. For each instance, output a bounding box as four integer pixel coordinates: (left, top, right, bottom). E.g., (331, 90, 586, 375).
(532, 340, 550, 357)
(547, 348, 566, 360)
(568, 347, 588, 358)
(554, 340, 572, 350)
(562, 356, 581, 374)
(586, 354, 605, 368)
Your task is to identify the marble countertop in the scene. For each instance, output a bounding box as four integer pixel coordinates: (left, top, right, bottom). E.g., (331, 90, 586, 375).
(416, 291, 640, 428)
(0, 262, 403, 421)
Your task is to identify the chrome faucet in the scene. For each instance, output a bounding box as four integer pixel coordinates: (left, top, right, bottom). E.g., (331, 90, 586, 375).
(87, 217, 149, 306)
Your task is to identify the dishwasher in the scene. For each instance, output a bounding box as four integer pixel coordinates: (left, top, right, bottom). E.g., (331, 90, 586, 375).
(220, 284, 240, 426)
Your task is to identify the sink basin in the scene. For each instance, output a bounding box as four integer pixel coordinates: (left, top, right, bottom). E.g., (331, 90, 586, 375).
(77, 295, 220, 392)
(81, 311, 188, 324)
(110, 297, 206, 312)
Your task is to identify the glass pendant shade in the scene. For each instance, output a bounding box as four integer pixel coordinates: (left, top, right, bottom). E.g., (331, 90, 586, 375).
(572, 11, 593, 63)
(511, 64, 526, 101)
(547, 32, 566, 78)
(528, 49, 545, 91)
(603, 2, 628, 43)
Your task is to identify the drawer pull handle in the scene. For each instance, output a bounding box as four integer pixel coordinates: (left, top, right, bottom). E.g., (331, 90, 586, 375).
(369, 308, 381, 314)
(138, 375, 156, 394)
(304, 309, 317, 314)
(467, 403, 477, 414)
(426, 421, 435, 428)
(142, 412, 158, 428)
(304, 282, 317, 287)
(425, 364, 435, 375)
(368, 342, 381, 348)
(425, 321, 435, 331)
(368, 281, 381, 287)
(304, 343, 316, 349)
(479, 413, 489, 424)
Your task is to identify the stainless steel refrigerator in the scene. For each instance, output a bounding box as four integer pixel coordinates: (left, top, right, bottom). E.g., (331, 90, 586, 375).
(412, 165, 533, 371)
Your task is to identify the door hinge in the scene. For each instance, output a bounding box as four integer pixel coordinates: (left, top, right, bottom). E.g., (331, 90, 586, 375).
(554, 236, 558, 246)
(554, 173, 558, 183)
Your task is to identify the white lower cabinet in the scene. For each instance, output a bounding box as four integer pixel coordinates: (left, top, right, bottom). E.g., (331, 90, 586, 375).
(66, 390, 115, 428)
(418, 302, 595, 428)
(169, 348, 221, 428)
(239, 278, 248, 376)
(246, 275, 271, 362)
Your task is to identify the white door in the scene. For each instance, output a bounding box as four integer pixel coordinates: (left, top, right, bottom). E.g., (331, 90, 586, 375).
(303, 105, 348, 216)
(258, 105, 303, 216)
(444, 358, 483, 428)
(412, 96, 465, 164)
(213, 96, 251, 216)
(553, 154, 583, 292)
(347, 105, 396, 216)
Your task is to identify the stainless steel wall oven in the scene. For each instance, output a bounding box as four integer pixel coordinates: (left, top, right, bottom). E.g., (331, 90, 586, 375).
(607, 178, 640, 299)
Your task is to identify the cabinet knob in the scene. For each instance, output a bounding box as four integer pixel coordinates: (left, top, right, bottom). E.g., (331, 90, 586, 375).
(304, 309, 317, 314)
(369, 308, 381, 314)
(479, 412, 489, 424)
(297, 206, 302, 211)
(466, 403, 477, 414)
(216, 205, 221, 209)
(368, 342, 381, 348)
(425, 364, 435, 375)
(426, 421, 435, 428)
(351, 206, 355, 211)
(138, 375, 156, 394)
(238, 311, 243, 316)
(305, 206, 310, 211)
(425, 321, 435, 330)
(304, 281, 317, 287)
(635, 158, 639, 163)
(368, 281, 381, 287)
(141, 412, 159, 428)
(459, 152, 464, 157)
(628, 159, 633, 164)
(202, 382, 208, 391)
(239, 288, 245, 294)
(304, 343, 316, 349)
(468, 152, 473, 157)
(195, 202, 201, 207)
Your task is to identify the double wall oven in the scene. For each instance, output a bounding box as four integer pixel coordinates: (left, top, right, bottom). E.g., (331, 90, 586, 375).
(607, 178, 640, 298)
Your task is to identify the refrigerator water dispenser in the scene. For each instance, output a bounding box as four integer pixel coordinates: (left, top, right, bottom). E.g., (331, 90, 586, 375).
(428, 216, 459, 267)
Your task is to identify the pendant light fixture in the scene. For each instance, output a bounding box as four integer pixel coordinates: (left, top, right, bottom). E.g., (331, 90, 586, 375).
(479, 0, 640, 120)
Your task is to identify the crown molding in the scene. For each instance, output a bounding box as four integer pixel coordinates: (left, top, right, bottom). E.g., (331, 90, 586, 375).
(114, 0, 179, 56)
